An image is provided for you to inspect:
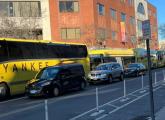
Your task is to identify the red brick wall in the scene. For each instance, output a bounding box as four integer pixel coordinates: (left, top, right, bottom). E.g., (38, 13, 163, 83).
(49, 0, 136, 49)
(148, 2, 159, 50)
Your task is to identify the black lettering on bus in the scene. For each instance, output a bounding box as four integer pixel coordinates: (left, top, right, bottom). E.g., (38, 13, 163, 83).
(39, 62, 42, 70)
(31, 62, 35, 71)
(22, 63, 27, 71)
(45, 62, 49, 67)
(13, 64, 18, 72)
(3, 64, 8, 73)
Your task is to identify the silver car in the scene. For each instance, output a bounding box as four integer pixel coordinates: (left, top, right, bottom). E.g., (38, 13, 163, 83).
(88, 62, 124, 83)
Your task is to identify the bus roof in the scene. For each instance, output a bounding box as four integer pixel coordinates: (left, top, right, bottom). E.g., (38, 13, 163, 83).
(88, 49, 134, 57)
(0, 38, 86, 46)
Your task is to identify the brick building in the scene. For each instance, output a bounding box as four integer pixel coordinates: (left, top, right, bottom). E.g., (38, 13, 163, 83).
(0, 0, 158, 50)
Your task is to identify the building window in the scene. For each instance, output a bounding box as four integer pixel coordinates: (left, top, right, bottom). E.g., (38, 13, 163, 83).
(121, 13, 126, 22)
(130, 16, 135, 25)
(61, 28, 80, 40)
(120, 0, 126, 4)
(59, 1, 79, 12)
(97, 3, 105, 15)
(0, 1, 41, 17)
(137, 20, 142, 37)
(137, 2, 145, 15)
(148, 9, 152, 16)
(128, 0, 134, 6)
(110, 8, 117, 20)
(131, 35, 136, 43)
(111, 31, 117, 40)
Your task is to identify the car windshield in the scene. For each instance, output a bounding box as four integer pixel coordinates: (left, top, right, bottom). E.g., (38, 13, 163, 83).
(36, 67, 59, 80)
(96, 65, 108, 70)
(128, 64, 140, 68)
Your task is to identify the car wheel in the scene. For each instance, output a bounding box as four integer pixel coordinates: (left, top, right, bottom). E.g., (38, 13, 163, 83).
(108, 75, 113, 83)
(52, 86, 60, 97)
(120, 74, 124, 81)
(79, 81, 86, 90)
(0, 83, 9, 99)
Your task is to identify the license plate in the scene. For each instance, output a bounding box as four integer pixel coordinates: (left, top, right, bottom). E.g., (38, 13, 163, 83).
(30, 90, 37, 94)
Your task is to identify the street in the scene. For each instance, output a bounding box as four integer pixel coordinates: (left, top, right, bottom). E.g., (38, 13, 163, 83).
(0, 68, 165, 120)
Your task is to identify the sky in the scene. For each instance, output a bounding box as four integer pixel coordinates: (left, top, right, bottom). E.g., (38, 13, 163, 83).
(148, 0, 165, 40)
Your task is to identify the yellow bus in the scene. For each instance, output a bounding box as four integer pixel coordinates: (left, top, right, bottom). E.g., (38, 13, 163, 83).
(88, 49, 135, 69)
(0, 38, 90, 98)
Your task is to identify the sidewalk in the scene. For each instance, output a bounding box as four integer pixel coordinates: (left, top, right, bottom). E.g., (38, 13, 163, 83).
(156, 106, 165, 120)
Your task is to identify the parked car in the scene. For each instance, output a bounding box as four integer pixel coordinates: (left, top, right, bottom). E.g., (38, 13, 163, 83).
(26, 64, 86, 97)
(88, 62, 124, 84)
(124, 63, 146, 77)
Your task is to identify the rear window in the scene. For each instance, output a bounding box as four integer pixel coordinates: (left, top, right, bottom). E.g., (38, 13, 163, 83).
(96, 65, 108, 70)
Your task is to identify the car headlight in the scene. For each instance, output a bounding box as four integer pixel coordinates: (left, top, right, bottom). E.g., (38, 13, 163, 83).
(88, 74, 91, 78)
(41, 81, 51, 86)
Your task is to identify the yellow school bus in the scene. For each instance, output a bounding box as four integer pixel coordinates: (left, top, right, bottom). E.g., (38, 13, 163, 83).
(0, 38, 90, 98)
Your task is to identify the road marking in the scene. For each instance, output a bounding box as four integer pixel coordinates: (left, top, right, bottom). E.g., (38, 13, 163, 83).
(50, 88, 120, 104)
(70, 80, 164, 120)
(107, 104, 118, 108)
(96, 86, 162, 120)
(90, 110, 105, 117)
(70, 85, 146, 120)
(0, 96, 27, 104)
(95, 114, 108, 120)
(120, 97, 130, 102)
(0, 102, 43, 118)
(130, 94, 139, 98)
(139, 89, 147, 93)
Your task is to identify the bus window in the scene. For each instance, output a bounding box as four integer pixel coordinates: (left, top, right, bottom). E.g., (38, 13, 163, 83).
(7, 41, 24, 60)
(0, 41, 8, 62)
(35, 43, 49, 59)
(20, 42, 37, 59)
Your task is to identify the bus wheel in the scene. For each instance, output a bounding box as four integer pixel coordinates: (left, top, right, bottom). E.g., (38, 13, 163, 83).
(53, 86, 60, 97)
(0, 83, 9, 99)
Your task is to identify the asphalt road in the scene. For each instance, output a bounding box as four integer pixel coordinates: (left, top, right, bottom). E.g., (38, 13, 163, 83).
(0, 68, 165, 120)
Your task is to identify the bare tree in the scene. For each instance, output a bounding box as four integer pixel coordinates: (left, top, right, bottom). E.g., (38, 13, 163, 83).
(95, 28, 110, 48)
(81, 25, 110, 48)
(0, 2, 43, 40)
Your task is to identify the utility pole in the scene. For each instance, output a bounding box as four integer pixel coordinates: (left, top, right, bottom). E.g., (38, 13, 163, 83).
(146, 38, 155, 120)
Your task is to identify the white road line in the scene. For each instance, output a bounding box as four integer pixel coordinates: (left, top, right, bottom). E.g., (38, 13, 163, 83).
(95, 114, 108, 120)
(69, 85, 145, 120)
(130, 94, 139, 98)
(90, 110, 105, 117)
(50, 88, 120, 104)
(70, 80, 165, 120)
(0, 102, 43, 118)
(96, 86, 162, 120)
(0, 96, 27, 104)
(107, 104, 118, 108)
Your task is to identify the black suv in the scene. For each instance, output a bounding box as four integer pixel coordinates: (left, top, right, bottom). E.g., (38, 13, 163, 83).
(26, 64, 86, 97)
(88, 62, 124, 84)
